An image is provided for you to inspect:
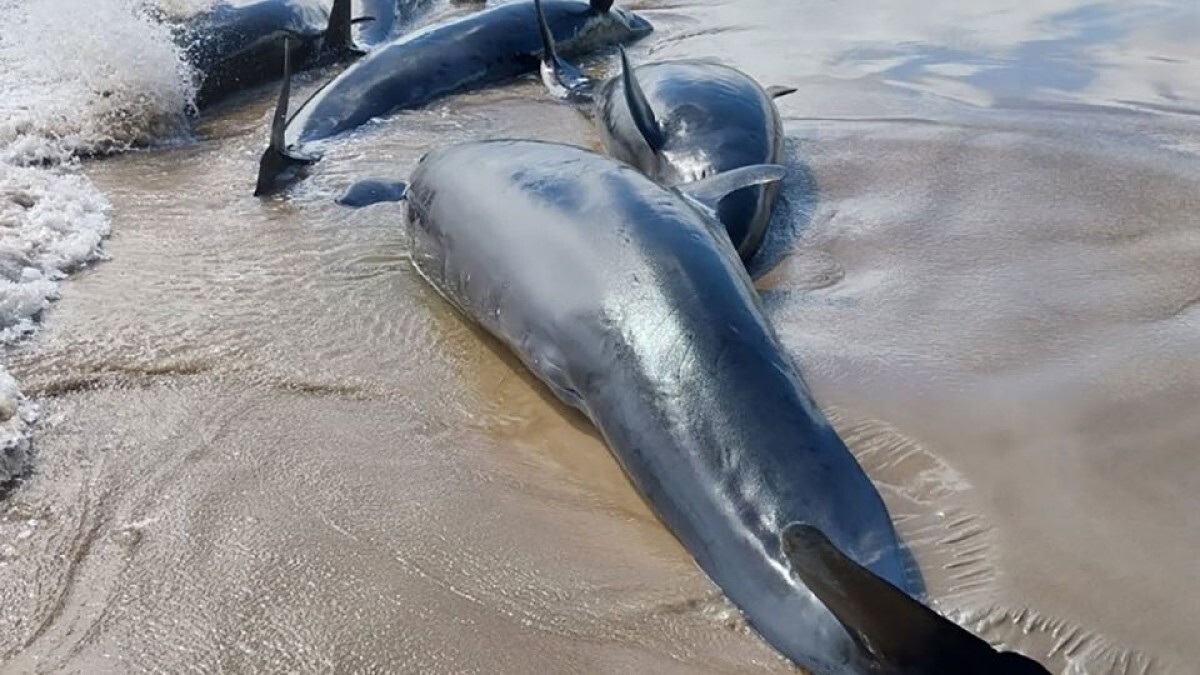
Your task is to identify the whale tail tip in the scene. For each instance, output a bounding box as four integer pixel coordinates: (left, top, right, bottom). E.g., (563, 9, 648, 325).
(323, 0, 371, 59)
(780, 523, 1051, 675)
(254, 144, 315, 197)
(254, 36, 318, 197)
(534, 0, 595, 101)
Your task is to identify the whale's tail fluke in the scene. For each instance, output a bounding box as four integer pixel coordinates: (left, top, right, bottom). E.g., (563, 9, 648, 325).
(254, 37, 318, 197)
(322, 0, 370, 59)
(534, 0, 595, 102)
(780, 523, 1051, 675)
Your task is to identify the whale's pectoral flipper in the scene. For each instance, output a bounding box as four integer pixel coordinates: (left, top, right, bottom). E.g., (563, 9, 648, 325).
(766, 85, 797, 99)
(534, 0, 595, 101)
(336, 179, 409, 207)
(675, 164, 787, 215)
(618, 46, 665, 153)
(780, 523, 1052, 675)
(254, 37, 319, 197)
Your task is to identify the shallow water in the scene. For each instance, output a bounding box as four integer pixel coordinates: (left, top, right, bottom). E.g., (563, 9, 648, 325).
(1, 0, 1199, 673)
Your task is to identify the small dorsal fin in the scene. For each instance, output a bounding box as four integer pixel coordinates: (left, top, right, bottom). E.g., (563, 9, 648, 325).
(590, 0, 613, 12)
(766, 85, 798, 99)
(780, 523, 1052, 675)
(336, 179, 409, 208)
(534, 0, 594, 101)
(618, 46, 665, 153)
(676, 164, 787, 213)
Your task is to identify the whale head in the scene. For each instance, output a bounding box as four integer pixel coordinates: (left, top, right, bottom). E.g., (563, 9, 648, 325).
(540, 0, 653, 56)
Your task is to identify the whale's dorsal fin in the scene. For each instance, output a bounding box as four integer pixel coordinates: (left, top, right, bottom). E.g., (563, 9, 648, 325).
(676, 164, 787, 214)
(336, 179, 409, 207)
(766, 85, 798, 99)
(780, 523, 1052, 675)
(618, 46, 665, 153)
(254, 37, 319, 196)
(535, 0, 595, 101)
(590, 0, 613, 12)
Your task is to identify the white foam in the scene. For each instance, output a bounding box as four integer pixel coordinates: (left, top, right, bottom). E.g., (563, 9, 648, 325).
(0, 0, 200, 485)
(0, 164, 113, 343)
(0, 0, 197, 162)
(0, 368, 35, 486)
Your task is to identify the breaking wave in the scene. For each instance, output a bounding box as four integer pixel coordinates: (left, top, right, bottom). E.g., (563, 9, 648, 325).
(0, 0, 201, 484)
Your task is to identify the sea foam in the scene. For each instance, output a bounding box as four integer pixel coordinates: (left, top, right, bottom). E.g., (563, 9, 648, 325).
(0, 0, 200, 484)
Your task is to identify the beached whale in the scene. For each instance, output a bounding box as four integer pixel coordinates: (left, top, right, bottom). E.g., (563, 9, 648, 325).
(535, 0, 794, 261)
(337, 139, 1050, 674)
(252, 0, 652, 195)
(163, 0, 375, 108)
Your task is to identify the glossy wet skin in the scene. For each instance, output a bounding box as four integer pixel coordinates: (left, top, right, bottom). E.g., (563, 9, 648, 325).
(286, 0, 652, 146)
(353, 0, 431, 47)
(595, 61, 785, 261)
(173, 0, 329, 107)
(401, 140, 916, 674)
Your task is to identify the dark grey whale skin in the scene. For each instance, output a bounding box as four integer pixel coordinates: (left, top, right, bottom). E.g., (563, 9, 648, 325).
(398, 139, 916, 674)
(353, 0, 436, 47)
(284, 0, 652, 147)
(167, 0, 434, 108)
(168, 0, 368, 108)
(595, 60, 788, 261)
(253, 0, 650, 195)
(531, 0, 788, 261)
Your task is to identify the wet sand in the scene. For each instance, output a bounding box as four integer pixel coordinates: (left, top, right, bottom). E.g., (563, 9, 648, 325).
(1, 90, 800, 674)
(3, 1, 1200, 673)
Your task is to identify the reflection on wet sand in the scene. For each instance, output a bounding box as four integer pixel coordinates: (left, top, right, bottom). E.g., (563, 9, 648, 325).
(2, 0, 1200, 673)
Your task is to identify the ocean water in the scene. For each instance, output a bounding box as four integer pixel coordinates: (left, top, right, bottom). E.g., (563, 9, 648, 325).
(0, 0, 201, 485)
(0, 0, 1198, 673)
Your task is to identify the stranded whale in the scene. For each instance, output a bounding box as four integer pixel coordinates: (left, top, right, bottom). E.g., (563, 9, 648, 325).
(164, 0, 373, 107)
(535, 0, 794, 260)
(253, 0, 652, 195)
(337, 139, 1050, 674)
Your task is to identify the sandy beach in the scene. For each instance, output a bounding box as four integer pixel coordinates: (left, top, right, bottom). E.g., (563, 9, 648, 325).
(2, 1, 1199, 673)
